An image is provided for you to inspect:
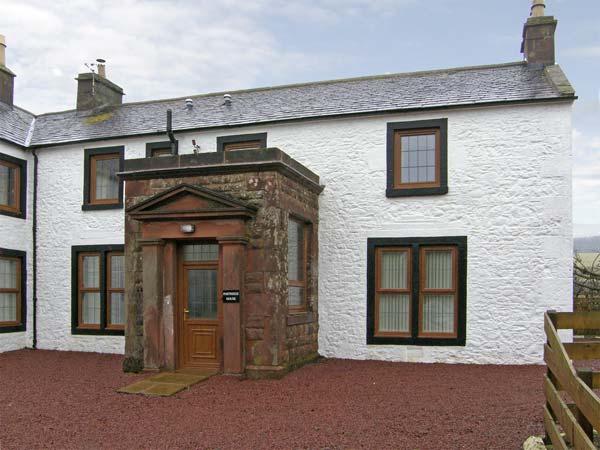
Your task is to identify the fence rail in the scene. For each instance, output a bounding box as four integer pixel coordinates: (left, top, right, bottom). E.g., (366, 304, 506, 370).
(544, 310, 600, 449)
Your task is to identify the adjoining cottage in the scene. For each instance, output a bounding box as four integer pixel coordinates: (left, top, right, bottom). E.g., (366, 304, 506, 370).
(0, 1, 575, 375)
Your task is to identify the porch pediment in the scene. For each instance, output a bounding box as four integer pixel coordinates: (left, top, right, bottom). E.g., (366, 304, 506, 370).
(127, 183, 257, 221)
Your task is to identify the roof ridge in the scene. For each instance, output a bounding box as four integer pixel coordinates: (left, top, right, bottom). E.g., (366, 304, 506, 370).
(34, 61, 527, 117)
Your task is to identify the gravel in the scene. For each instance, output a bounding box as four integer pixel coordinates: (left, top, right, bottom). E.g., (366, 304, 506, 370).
(0, 349, 545, 449)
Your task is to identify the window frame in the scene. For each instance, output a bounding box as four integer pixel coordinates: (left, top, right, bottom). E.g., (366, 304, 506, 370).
(82, 146, 124, 211)
(287, 215, 310, 313)
(367, 236, 466, 346)
(386, 119, 448, 197)
(0, 247, 26, 333)
(216, 133, 267, 152)
(0, 152, 27, 219)
(71, 245, 125, 335)
(374, 246, 412, 338)
(145, 140, 178, 158)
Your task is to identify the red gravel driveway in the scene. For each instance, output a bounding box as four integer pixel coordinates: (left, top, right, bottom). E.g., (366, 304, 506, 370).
(0, 349, 544, 449)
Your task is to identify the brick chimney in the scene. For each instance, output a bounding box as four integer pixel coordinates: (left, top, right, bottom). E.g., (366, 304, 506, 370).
(0, 34, 16, 106)
(76, 60, 124, 110)
(521, 0, 557, 65)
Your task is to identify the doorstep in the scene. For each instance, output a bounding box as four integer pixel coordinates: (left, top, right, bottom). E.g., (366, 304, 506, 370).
(118, 369, 216, 396)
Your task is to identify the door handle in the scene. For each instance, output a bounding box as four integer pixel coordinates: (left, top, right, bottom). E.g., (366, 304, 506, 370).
(184, 309, 189, 314)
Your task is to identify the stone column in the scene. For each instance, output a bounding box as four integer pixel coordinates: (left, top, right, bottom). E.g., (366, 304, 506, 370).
(162, 241, 177, 371)
(140, 238, 165, 371)
(218, 236, 247, 375)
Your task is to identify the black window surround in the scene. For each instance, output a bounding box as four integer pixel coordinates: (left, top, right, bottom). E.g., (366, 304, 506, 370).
(216, 133, 267, 152)
(71, 244, 125, 336)
(0, 152, 27, 219)
(145, 140, 179, 158)
(0, 247, 26, 333)
(386, 119, 448, 197)
(82, 146, 124, 211)
(366, 236, 467, 346)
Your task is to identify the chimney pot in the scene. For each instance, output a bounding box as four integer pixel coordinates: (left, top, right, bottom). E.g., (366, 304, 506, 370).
(531, 0, 546, 17)
(185, 98, 193, 108)
(96, 58, 106, 78)
(0, 34, 6, 66)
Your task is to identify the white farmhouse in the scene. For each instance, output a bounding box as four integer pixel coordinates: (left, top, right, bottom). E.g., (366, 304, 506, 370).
(0, 2, 575, 376)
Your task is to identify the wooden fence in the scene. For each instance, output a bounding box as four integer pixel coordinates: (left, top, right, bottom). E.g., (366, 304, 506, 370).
(544, 310, 600, 449)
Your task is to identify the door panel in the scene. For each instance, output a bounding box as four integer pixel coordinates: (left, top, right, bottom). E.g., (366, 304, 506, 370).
(178, 258, 220, 370)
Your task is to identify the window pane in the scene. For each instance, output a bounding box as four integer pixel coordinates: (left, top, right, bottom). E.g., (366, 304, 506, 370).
(398, 132, 437, 184)
(82, 292, 101, 325)
(0, 163, 16, 207)
(187, 269, 217, 319)
(95, 157, 119, 200)
(110, 292, 125, 325)
(110, 255, 124, 288)
(82, 256, 99, 288)
(0, 292, 17, 322)
(379, 294, 409, 332)
(0, 258, 17, 289)
(288, 218, 305, 282)
(152, 148, 171, 157)
(422, 294, 455, 333)
(183, 244, 218, 261)
(424, 250, 453, 289)
(288, 286, 303, 307)
(380, 251, 408, 289)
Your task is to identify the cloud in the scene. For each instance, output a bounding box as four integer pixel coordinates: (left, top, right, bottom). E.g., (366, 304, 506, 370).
(573, 127, 600, 224)
(2, 0, 424, 113)
(564, 46, 600, 57)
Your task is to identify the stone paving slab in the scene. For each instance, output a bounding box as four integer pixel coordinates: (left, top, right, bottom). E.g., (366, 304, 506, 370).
(118, 371, 213, 396)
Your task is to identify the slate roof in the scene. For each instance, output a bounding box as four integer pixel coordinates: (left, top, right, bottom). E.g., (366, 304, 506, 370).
(0, 102, 35, 147)
(0, 61, 575, 148)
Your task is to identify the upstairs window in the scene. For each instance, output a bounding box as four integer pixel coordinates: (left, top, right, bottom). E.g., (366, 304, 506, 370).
(386, 119, 448, 197)
(0, 248, 26, 333)
(287, 216, 309, 312)
(146, 141, 178, 157)
(72, 245, 125, 335)
(367, 237, 466, 346)
(217, 133, 267, 152)
(0, 153, 26, 219)
(83, 146, 124, 210)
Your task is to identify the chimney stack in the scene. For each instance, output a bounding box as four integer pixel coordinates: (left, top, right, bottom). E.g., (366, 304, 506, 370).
(0, 34, 16, 106)
(76, 59, 124, 110)
(521, 0, 557, 65)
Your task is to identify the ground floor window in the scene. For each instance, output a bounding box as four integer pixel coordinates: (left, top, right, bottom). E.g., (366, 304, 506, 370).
(72, 245, 124, 335)
(0, 248, 26, 333)
(367, 237, 467, 346)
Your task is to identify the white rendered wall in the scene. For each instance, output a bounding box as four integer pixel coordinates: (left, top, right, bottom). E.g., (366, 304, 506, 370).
(34, 101, 573, 363)
(0, 141, 33, 352)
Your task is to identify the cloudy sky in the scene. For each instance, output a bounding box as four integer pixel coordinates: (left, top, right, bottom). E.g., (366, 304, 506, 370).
(2, 0, 599, 234)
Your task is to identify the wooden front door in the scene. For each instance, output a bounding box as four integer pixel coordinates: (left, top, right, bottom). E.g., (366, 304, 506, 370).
(178, 244, 221, 370)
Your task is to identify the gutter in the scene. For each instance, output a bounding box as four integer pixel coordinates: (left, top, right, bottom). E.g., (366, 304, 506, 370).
(32, 148, 38, 349)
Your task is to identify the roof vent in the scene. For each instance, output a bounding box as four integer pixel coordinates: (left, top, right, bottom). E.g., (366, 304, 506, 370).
(185, 98, 193, 108)
(223, 93, 232, 106)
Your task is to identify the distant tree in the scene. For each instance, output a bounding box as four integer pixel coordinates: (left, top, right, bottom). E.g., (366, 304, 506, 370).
(574, 253, 600, 298)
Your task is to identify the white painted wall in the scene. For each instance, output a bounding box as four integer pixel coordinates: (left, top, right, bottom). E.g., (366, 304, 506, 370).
(12, 100, 574, 364)
(0, 141, 33, 352)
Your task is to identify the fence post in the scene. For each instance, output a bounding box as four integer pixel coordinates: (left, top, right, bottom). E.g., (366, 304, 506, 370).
(543, 310, 557, 445)
(576, 367, 595, 442)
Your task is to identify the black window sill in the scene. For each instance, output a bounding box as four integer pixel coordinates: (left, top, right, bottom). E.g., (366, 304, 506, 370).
(386, 186, 448, 197)
(368, 335, 465, 346)
(82, 202, 124, 211)
(0, 324, 26, 333)
(0, 208, 26, 219)
(72, 328, 124, 336)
